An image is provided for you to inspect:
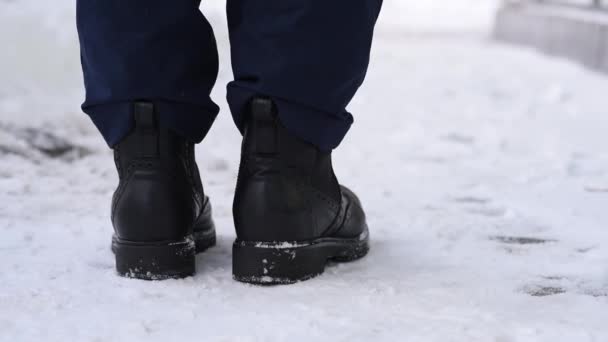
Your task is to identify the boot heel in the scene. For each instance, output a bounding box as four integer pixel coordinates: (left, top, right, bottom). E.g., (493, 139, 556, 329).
(112, 235, 196, 280)
(233, 229, 370, 285)
(232, 240, 329, 285)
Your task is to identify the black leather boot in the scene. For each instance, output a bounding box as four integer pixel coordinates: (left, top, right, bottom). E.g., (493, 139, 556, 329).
(232, 98, 369, 284)
(110, 102, 216, 280)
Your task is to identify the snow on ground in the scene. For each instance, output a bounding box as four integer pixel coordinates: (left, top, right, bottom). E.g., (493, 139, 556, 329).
(1, 1, 607, 341)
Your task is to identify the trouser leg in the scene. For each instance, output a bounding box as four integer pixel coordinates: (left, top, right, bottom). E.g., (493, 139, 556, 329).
(226, 0, 383, 151)
(76, 0, 219, 146)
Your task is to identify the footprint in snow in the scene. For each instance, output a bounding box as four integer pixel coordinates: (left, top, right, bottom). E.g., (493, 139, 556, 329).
(440, 133, 476, 145)
(451, 196, 491, 204)
(490, 236, 558, 245)
(522, 276, 608, 298)
(523, 285, 567, 297)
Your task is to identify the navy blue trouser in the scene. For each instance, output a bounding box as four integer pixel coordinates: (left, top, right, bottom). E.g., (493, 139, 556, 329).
(76, 0, 382, 151)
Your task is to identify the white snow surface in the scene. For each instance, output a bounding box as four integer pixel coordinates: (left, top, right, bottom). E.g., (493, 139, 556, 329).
(1, 0, 607, 341)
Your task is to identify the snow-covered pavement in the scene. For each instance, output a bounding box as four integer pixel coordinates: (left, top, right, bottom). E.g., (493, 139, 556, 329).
(1, 1, 607, 341)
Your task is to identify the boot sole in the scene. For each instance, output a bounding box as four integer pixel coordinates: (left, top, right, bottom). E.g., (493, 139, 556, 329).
(111, 229, 216, 281)
(232, 228, 369, 285)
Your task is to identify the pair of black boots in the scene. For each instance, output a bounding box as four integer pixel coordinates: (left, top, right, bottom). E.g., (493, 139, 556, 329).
(110, 98, 369, 284)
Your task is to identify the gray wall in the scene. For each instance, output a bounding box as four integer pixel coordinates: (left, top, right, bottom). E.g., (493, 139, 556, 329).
(494, 2, 608, 73)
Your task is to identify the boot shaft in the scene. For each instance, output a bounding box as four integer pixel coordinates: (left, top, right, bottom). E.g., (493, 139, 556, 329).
(113, 103, 203, 194)
(112, 102, 203, 242)
(239, 98, 340, 201)
(233, 98, 341, 242)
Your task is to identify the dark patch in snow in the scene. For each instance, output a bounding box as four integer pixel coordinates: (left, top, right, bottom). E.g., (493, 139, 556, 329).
(14, 127, 91, 159)
(582, 289, 608, 298)
(501, 246, 528, 255)
(585, 186, 608, 193)
(529, 277, 607, 298)
(467, 206, 506, 217)
(0, 123, 92, 161)
(441, 133, 475, 145)
(491, 236, 557, 245)
(576, 246, 596, 254)
(452, 196, 491, 204)
(0, 145, 29, 158)
(526, 286, 567, 297)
